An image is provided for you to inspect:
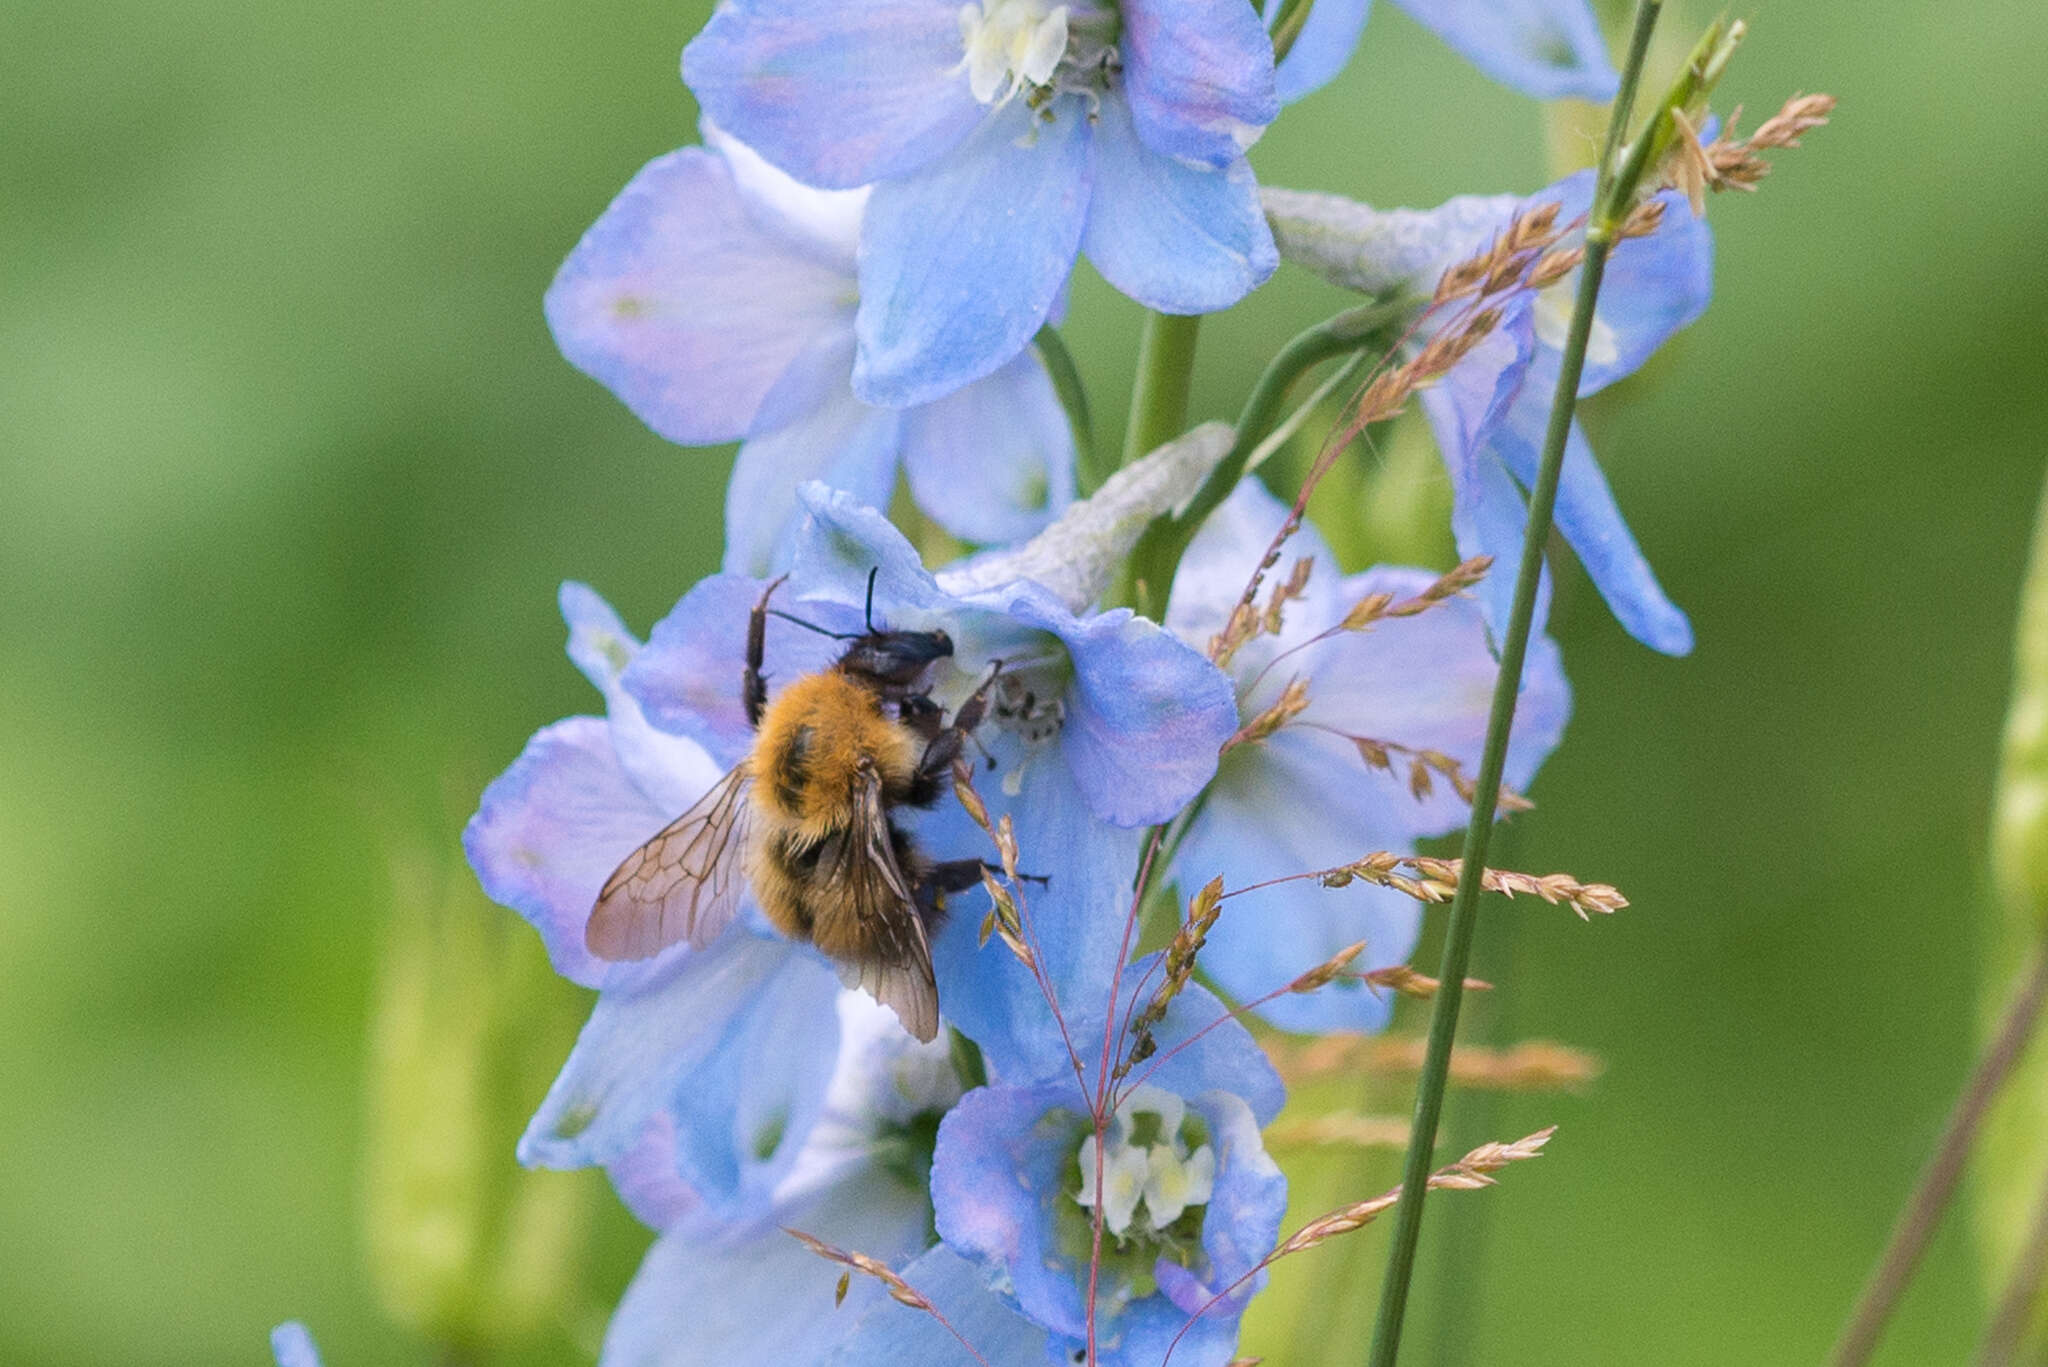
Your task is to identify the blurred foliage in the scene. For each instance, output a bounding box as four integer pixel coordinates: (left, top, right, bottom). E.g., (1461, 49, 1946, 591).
(5, 0, 2048, 1363)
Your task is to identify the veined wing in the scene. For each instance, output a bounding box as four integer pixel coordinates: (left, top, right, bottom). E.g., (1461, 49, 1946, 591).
(821, 763, 939, 1042)
(586, 763, 754, 960)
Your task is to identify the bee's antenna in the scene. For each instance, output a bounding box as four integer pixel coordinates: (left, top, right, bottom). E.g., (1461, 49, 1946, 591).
(863, 567, 879, 634)
(766, 609, 858, 641)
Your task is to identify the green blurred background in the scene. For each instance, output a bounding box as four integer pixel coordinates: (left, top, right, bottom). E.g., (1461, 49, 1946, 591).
(6, 0, 2047, 1362)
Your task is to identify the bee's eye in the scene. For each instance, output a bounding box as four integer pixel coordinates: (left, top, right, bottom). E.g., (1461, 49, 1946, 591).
(932, 630, 954, 657)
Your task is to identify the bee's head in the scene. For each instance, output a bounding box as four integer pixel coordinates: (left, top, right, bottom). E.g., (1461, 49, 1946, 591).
(837, 627, 954, 696)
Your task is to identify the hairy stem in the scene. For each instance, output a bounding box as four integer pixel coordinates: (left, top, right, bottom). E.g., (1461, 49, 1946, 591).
(1121, 311, 1203, 470)
(1829, 947, 2048, 1367)
(1362, 4, 1665, 1363)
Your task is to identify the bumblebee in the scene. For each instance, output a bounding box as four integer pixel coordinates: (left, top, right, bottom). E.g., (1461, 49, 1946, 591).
(584, 574, 998, 1041)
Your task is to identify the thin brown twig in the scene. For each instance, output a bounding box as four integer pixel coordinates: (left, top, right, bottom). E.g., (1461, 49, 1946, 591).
(1831, 946, 2048, 1367)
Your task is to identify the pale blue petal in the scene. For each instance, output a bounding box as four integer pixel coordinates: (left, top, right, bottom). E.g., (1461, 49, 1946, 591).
(926, 754, 1140, 1081)
(1577, 188, 1713, 394)
(666, 951, 844, 1222)
(931, 1083, 1092, 1337)
(561, 581, 726, 816)
(900, 349, 1075, 547)
(684, 0, 984, 189)
(1003, 586, 1238, 828)
(1082, 96, 1276, 315)
(1489, 393, 1693, 654)
(788, 484, 955, 621)
(605, 1170, 935, 1367)
(625, 574, 859, 769)
(1111, 975, 1286, 1125)
(1164, 478, 1344, 685)
(545, 147, 851, 445)
(270, 1323, 321, 1367)
(519, 933, 793, 1169)
(1120, 0, 1278, 169)
(1266, 0, 1373, 103)
(724, 329, 904, 577)
(826, 1245, 1049, 1367)
(1155, 1089, 1285, 1313)
(605, 1111, 702, 1230)
(1301, 564, 1569, 818)
(1393, 0, 1617, 101)
(463, 715, 692, 992)
(1169, 738, 1418, 1033)
(855, 99, 1093, 408)
(703, 121, 867, 274)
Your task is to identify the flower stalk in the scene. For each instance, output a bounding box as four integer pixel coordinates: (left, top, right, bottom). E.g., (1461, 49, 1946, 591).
(1363, 4, 1668, 1362)
(1122, 311, 1204, 471)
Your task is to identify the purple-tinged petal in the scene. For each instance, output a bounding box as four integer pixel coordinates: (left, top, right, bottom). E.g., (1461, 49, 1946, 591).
(855, 98, 1093, 408)
(1120, 0, 1278, 169)
(1160, 1091, 1286, 1312)
(900, 349, 1076, 547)
(1082, 96, 1276, 315)
(825, 1245, 1049, 1367)
(1489, 395, 1694, 654)
(270, 1323, 321, 1367)
(703, 121, 867, 273)
(1266, 0, 1373, 103)
(544, 148, 851, 446)
(926, 754, 1139, 1081)
(463, 715, 692, 992)
(684, 0, 984, 190)
(932, 1082, 1093, 1337)
(723, 330, 904, 577)
(519, 933, 793, 1169)
(664, 951, 844, 1222)
(604, 1167, 935, 1367)
(624, 574, 858, 769)
(1392, 0, 1617, 101)
(606, 1110, 701, 1230)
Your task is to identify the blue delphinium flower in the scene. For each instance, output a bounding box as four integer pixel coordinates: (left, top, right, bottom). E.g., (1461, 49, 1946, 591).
(1265, 0, 1618, 105)
(270, 1323, 321, 1367)
(598, 990, 994, 1365)
(684, 0, 1282, 407)
(547, 126, 1076, 576)
(1265, 171, 1713, 654)
(467, 468, 1238, 1194)
(1164, 480, 1569, 1032)
(930, 977, 1287, 1367)
(464, 583, 851, 1221)
(624, 479, 1238, 1075)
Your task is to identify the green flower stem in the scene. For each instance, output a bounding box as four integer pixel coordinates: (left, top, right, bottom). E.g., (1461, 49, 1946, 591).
(1362, 4, 1664, 1364)
(1121, 311, 1204, 471)
(1119, 299, 1401, 611)
(1036, 326, 1105, 495)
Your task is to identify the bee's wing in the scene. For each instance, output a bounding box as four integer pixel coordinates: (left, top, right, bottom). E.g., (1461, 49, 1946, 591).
(586, 764, 755, 961)
(824, 767, 940, 1043)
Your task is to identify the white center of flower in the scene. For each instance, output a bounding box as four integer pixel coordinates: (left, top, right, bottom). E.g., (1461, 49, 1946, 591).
(959, 1, 1070, 106)
(1535, 282, 1620, 369)
(1073, 1085, 1217, 1238)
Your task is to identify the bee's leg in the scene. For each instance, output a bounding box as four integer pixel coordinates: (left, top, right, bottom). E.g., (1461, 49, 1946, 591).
(913, 858, 992, 930)
(897, 693, 945, 745)
(905, 667, 1004, 802)
(743, 573, 790, 729)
